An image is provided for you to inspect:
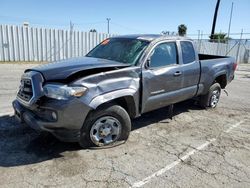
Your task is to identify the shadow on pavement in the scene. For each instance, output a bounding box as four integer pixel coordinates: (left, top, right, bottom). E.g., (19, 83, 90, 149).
(132, 100, 201, 130)
(0, 100, 202, 167)
(0, 115, 81, 167)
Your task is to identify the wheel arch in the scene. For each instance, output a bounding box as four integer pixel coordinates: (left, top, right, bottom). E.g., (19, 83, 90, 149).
(214, 74, 227, 89)
(89, 89, 138, 118)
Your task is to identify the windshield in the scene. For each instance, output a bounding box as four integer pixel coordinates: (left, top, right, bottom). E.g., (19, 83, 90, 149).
(86, 38, 149, 65)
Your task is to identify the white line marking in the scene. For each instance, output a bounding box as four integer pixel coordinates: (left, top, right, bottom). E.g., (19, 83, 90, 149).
(131, 138, 216, 188)
(224, 121, 244, 133)
(131, 121, 244, 188)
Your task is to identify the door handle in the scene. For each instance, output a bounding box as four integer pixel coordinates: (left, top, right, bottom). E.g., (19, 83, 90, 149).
(174, 71, 182, 76)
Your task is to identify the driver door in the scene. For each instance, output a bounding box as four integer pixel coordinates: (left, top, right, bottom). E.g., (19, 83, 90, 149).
(141, 41, 184, 113)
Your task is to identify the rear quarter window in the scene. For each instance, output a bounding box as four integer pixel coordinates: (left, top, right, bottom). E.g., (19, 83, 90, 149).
(180, 41, 196, 64)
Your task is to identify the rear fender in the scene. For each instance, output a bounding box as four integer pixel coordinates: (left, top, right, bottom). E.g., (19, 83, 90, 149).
(214, 70, 227, 81)
(202, 71, 227, 95)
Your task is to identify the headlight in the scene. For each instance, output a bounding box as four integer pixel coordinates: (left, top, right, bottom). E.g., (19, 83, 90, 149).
(43, 84, 87, 100)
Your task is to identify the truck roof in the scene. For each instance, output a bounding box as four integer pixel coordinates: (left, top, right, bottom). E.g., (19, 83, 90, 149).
(113, 34, 191, 42)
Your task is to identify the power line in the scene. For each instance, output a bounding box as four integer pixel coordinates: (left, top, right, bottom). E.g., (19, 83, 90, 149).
(187, 32, 250, 36)
(0, 14, 106, 29)
(110, 21, 146, 33)
(73, 21, 105, 26)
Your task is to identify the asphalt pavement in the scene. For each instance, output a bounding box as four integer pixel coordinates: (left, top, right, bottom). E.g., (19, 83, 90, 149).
(0, 63, 249, 188)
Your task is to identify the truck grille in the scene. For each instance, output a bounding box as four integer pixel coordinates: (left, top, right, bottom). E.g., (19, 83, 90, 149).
(17, 79, 33, 102)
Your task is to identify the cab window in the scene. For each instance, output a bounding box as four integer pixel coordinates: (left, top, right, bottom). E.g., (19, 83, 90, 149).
(180, 41, 196, 64)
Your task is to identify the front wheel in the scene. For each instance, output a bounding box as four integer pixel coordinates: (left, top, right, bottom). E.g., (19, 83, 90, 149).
(79, 104, 131, 148)
(200, 83, 221, 108)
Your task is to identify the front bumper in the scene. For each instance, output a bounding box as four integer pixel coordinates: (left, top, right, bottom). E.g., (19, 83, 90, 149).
(12, 98, 92, 142)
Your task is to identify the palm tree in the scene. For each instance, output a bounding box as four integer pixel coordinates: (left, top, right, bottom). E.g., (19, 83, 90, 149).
(178, 24, 187, 36)
(209, 32, 231, 43)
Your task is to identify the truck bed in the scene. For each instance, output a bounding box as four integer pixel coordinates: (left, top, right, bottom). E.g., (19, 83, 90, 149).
(197, 54, 235, 96)
(199, 54, 230, 61)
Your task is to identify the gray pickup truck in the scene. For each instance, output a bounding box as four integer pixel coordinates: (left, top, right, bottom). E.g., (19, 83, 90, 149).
(13, 34, 236, 148)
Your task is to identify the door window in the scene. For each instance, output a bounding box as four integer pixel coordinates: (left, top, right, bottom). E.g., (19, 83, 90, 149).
(149, 42, 178, 68)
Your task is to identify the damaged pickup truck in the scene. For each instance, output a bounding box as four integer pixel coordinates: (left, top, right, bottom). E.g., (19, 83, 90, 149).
(13, 34, 237, 148)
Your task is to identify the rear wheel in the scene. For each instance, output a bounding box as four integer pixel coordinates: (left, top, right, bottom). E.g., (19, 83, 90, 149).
(200, 83, 221, 108)
(79, 104, 131, 148)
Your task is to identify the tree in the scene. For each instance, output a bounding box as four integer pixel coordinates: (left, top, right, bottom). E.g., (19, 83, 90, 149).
(89, 29, 97, 32)
(178, 24, 187, 36)
(209, 33, 231, 43)
(162, 31, 170, 35)
(162, 31, 176, 35)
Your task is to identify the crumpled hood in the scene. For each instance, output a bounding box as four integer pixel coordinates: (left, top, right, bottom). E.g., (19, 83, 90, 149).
(26, 57, 129, 81)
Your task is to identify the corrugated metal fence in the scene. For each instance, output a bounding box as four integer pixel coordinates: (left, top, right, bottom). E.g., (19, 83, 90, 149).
(0, 24, 115, 62)
(0, 24, 249, 63)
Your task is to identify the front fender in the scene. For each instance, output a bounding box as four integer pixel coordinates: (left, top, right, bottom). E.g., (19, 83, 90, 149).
(89, 88, 138, 109)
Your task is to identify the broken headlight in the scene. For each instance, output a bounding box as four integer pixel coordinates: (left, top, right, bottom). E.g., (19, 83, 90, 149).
(43, 84, 87, 100)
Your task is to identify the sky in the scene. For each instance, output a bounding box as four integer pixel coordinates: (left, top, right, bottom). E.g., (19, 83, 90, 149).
(1, 0, 250, 39)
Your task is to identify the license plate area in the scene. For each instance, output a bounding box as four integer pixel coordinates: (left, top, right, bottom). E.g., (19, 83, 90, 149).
(14, 110, 23, 123)
(13, 101, 24, 123)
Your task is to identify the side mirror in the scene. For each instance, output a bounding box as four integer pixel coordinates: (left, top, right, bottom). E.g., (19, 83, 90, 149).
(145, 58, 151, 68)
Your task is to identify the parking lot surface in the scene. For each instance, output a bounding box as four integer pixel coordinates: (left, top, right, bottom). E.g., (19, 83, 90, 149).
(0, 63, 250, 188)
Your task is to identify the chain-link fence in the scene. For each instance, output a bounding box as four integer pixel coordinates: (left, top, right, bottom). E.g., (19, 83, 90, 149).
(188, 32, 250, 64)
(193, 39, 250, 64)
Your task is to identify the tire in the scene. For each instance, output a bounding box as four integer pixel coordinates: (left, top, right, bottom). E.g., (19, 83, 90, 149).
(79, 104, 131, 148)
(200, 83, 221, 108)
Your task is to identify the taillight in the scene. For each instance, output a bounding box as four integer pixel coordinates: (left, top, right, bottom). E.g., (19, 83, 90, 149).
(233, 63, 237, 71)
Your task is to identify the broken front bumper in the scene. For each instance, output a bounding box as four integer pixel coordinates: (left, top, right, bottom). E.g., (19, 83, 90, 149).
(12, 98, 92, 142)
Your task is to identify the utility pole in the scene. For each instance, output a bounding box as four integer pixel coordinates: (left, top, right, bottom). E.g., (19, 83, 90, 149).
(226, 2, 234, 53)
(227, 2, 234, 39)
(211, 0, 221, 40)
(106, 18, 111, 34)
(69, 21, 74, 58)
(70, 21, 74, 32)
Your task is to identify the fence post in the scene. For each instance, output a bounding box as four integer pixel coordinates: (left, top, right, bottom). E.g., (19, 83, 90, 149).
(236, 29, 243, 64)
(199, 31, 203, 52)
(216, 35, 220, 55)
